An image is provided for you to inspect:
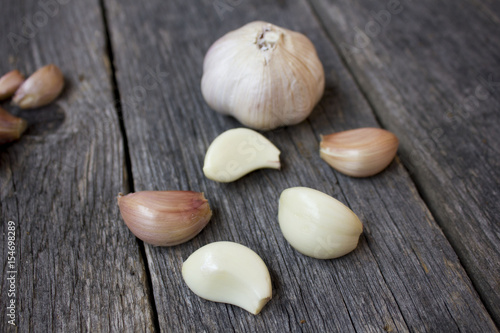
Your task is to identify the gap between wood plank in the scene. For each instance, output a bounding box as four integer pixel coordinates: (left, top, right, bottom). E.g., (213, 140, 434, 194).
(98, 0, 161, 331)
(303, 0, 496, 324)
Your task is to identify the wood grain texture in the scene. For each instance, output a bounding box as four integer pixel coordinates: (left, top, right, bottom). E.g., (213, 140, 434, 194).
(104, 0, 496, 331)
(308, 0, 500, 325)
(0, 1, 155, 332)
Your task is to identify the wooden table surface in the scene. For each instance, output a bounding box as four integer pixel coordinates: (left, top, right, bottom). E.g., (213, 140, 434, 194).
(1, 0, 499, 332)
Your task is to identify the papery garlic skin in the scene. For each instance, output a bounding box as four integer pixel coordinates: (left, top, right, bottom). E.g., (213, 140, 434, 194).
(13, 64, 64, 109)
(320, 128, 399, 177)
(201, 21, 325, 130)
(0, 70, 25, 100)
(278, 187, 363, 259)
(0, 107, 28, 144)
(117, 191, 212, 246)
(203, 128, 280, 182)
(182, 241, 272, 315)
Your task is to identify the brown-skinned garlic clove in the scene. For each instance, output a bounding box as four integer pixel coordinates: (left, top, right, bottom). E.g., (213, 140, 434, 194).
(117, 191, 212, 246)
(0, 70, 25, 100)
(279, 187, 363, 259)
(203, 128, 280, 182)
(0, 107, 28, 144)
(182, 241, 272, 315)
(201, 21, 325, 130)
(12, 64, 64, 109)
(320, 128, 399, 177)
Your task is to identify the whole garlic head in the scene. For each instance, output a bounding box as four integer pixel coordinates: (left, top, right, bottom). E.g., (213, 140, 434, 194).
(201, 21, 325, 130)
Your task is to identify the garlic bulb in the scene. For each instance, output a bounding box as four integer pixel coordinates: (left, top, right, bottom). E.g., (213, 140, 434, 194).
(182, 241, 272, 315)
(201, 21, 325, 130)
(203, 128, 280, 182)
(117, 191, 212, 246)
(13, 64, 64, 109)
(0, 107, 27, 144)
(278, 187, 363, 259)
(320, 128, 399, 177)
(0, 70, 24, 100)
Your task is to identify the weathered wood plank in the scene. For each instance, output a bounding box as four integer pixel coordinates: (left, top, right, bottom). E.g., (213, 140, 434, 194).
(308, 0, 500, 325)
(0, 1, 155, 332)
(105, 0, 497, 331)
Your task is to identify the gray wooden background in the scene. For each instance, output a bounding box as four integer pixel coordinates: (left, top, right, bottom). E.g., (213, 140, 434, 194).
(1, 0, 498, 332)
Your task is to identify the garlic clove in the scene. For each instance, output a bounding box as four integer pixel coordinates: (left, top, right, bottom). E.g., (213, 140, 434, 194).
(203, 128, 280, 182)
(12, 64, 64, 109)
(117, 191, 212, 246)
(320, 128, 399, 177)
(0, 107, 28, 144)
(182, 241, 272, 315)
(0, 70, 25, 100)
(278, 187, 363, 259)
(201, 21, 325, 130)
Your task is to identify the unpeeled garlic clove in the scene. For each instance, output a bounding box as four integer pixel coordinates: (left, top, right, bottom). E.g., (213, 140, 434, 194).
(278, 187, 363, 259)
(203, 128, 280, 182)
(182, 241, 272, 315)
(201, 21, 325, 130)
(320, 127, 399, 177)
(0, 70, 25, 100)
(0, 107, 28, 144)
(12, 64, 64, 109)
(117, 191, 212, 246)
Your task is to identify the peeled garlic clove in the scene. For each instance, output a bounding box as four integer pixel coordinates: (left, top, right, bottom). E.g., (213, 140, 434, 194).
(12, 64, 64, 109)
(182, 241, 272, 315)
(117, 191, 212, 246)
(0, 107, 28, 144)
(278, 187, 363, 259)
(203, 128, 280, 182)
(0, 70, 25, 100)
(320, 127, 399, 177)
(201, 21, 325, 130)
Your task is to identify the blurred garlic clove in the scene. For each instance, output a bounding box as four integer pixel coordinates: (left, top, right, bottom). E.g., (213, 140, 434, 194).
(117, 191, 212, 246)
(278, 187, 363, 259)
(203, 128, 280, 182)
(201, 21, 325, 130)
(0, 107, 28, 144)
(320, 128, 399, 177)
(0, 70, 25, 100)
(182, 241, 272, 315)
(12, 64, 64, 109)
